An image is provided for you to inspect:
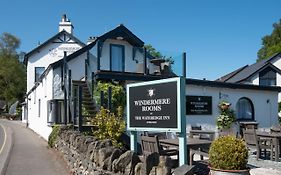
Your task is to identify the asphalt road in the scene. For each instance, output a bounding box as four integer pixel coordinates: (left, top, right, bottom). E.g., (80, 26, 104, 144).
(0, 123, 5, 155)
(0, 120, 70, 175)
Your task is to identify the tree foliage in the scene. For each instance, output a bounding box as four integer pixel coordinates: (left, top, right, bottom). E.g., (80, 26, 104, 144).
(144, 44, 163, 58)
(144, 44, 174, 66)
(257, 19, 281, 61)
(0, 32, 26, 109)
(93, 81, 126, 113)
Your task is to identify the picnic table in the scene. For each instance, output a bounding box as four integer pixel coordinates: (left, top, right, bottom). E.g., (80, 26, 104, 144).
(159, 138, 212, 165)
(257, 131, 281, 161)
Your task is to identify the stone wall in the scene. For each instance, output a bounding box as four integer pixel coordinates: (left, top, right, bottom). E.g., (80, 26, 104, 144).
(55, 128, 173, 175)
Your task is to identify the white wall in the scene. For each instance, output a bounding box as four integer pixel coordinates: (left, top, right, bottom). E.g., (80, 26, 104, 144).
(27, 41, 82, 92)
(99, 39, 156, 73)
(185, 84, 279, 133)
(26, 69, 54, 140)
(68, 52, 88, 80)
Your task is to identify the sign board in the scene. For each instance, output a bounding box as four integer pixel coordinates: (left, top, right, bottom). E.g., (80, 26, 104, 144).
(127, 77, 184, 132)
(186, 95, 212, 115)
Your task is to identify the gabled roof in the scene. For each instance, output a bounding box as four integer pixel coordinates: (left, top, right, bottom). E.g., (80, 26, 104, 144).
(23, 30, 86, 65)
(26, 24, 146, 96)
(98, 24, 144, 47)
(217, 52, 281, 83)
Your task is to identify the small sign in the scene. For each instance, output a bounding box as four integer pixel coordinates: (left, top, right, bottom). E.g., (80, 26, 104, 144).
(186, 96, 212, 115)
(127, 77, 184, 132)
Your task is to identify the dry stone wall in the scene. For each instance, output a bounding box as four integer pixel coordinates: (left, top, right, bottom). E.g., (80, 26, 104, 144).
(55, 127, 173, 175)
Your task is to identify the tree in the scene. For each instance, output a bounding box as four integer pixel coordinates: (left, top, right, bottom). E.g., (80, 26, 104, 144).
(144, 44, 163, 58)
(144, 44, 174, 64)
(257, 19, 281, 61)
(0, 32, 20, 56)
(0, 33, 26, 111)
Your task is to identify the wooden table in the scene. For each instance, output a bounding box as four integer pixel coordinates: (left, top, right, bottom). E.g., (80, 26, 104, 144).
(189, 130, 215, 141)
(159, 138, 212, 165)
(257, 131, 281, 161)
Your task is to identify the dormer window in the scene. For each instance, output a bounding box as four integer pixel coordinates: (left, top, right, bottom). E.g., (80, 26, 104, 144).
(259, 67, 276, 86)
(35, 67, 45, 82)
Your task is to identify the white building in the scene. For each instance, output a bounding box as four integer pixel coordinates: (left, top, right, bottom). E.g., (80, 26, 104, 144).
(22, 15, 281, 140)
(217, 53, 281, 102)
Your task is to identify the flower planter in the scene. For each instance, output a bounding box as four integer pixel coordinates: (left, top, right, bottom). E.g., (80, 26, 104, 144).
(210, 167, 250, 175)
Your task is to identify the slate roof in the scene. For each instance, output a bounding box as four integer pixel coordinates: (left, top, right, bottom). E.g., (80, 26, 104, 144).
(217, 52, 281, 83)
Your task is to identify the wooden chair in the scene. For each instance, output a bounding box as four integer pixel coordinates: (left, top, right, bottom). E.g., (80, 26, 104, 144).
(140, 135, 178, 158)
(243, 128, 274, 160)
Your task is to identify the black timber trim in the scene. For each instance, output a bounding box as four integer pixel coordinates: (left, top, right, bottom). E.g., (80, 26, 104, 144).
(110, 44, 125, 72)
(25, 24, 146, 96)
(265, 52, 281, 63)
(24, 30, 85, 65)
(186, 78, 281, 92)
(95, 70, 174, 81)
(237, 62, 281, 83)
(98, 24, 144, 47)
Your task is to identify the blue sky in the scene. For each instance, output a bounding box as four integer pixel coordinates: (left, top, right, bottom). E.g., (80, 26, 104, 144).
(1, 0, 281, 80)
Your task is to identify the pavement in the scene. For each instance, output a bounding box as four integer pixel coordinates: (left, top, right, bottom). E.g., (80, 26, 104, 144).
(0, 119, 70, 175)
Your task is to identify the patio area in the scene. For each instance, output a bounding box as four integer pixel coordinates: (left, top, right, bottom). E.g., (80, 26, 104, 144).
(141, 124, 281, 175)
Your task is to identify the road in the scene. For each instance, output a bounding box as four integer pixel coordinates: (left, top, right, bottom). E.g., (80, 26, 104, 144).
(0, 120, 70, 175)
(0, 123, 5, 155)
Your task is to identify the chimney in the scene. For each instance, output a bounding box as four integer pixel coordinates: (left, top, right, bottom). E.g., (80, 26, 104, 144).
(59, 14, 74, 34)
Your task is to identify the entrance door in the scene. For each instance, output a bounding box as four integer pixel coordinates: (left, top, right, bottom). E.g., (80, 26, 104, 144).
(110, 44, 124, 72)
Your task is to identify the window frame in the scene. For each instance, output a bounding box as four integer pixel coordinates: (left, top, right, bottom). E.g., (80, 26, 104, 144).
(236, 97, 255, 121)
(35, 67, 45, 83)
(110, 44, 125, 72)
(259, 67, 276, 86)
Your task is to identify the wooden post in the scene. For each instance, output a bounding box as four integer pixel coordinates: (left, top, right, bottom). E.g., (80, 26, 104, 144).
(85, 59, 88, 80)
(63, 51, 67, 125)
(78, 86, 83, 131)
(143, 48, 147, 75)
(183, 52, 186, 78)
(108, 87, 112, 111)
(91, 72, 95, 99)
(100, 91, 104, 108)
(68, 69, 72, 123)
(97, 41, 101, 71)
(73, 87, 77, 125)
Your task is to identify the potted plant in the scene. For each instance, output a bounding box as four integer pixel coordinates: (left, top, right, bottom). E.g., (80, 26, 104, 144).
(209, 135, 249, 175)
(217, 101, 236, 135)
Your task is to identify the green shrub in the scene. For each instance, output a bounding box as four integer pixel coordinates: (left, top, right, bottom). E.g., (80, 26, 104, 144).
(93, 81, 125, 113)
(209, 135, 248, 170)
(92, 107, 125, 147)
(48, 125, 61, 148)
